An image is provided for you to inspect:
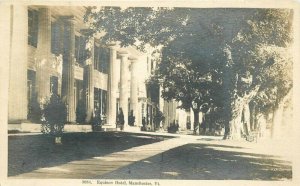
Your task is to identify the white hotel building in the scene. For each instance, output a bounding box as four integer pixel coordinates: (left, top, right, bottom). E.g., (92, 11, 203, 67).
(5, 5, 194, 132)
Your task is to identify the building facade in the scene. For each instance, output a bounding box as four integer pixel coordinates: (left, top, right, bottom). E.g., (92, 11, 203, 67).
(8, 5, 150, 130)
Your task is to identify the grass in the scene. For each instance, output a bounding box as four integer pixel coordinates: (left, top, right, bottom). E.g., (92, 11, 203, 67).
(8, 131, 172, 177)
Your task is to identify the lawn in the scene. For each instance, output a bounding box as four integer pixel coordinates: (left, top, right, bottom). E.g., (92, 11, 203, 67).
(8, 131, 171, 177)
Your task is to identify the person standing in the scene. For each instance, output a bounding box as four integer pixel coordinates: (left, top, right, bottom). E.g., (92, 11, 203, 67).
(118, 108, 125, 130)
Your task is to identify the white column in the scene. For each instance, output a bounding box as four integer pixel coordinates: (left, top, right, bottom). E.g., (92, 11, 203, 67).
(106, 44, 118, 126)
(159, 85, 164, 111)
(119, 51, 129, 128)
(129, 57, 139, 127)
(36, 8, 51, 102)
(190, 108, 194, 131)
(61, 17, 76, 123)
(8, 5, 28, 123)
(0, 5, 11, 178)
(178, 109, 187, 130)
(163, 100, 169, 130)
(84, 37, 94, 122)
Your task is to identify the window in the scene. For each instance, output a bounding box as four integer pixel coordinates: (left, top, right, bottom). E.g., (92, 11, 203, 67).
(51, 21, 63, 55)
(28, 9, 39, 47)
(75, 35, 88, 67)
(102, 90, 107, 115)
(27, 70, 36, 104)
(94, 44, 110, 74)
(94, 87, 100, 111)
(93, 88, 107, 116)
(75, 79, 84, 101)
(100, 47, 109, 74)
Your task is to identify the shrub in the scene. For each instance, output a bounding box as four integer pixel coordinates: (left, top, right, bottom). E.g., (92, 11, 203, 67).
(141, 117, 147, 131)
(41, 93, 67, 137)
(91, 107, 102, 131)
(167, 122, 179, 133)
(128, 110, 135, 126)
(91, 113, 102, 131)
(153, 110, 164, 130)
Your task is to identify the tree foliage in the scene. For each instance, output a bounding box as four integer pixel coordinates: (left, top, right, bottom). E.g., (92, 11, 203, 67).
(252, 45, 293, 113)
(41, 94, 67, 136)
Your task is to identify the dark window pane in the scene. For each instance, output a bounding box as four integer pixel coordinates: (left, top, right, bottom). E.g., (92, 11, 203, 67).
(51, 21, 62, 55)
(28, 9, 39, 47)
(75, 35, 79, 63)
(102, 90, 107, 115)
(75, 36, 88, 67)
(98, 46, 109, 74)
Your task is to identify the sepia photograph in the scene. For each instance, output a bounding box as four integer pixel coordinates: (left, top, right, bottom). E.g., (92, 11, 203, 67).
(0, 0, 299, 185)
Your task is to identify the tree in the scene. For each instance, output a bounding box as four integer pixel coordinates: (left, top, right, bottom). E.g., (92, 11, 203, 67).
(148, 38, 225, 133)
(251, 45, 293, 137)
(84, 7, 293, 139)
(221, 9, 293, 139)
(41, 93, 67, 144)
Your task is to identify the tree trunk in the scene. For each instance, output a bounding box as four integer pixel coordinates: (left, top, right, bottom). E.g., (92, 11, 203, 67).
(224, 87, 260, 140)
(222, 44, 235, 139)
(242, 102, 251, 135)
(193, 109, 200, 135)
(249, 101, 256, 131)
(221, 44, 260, 140)
(228, 97, 244, 140)
(223, 92, 233, 139)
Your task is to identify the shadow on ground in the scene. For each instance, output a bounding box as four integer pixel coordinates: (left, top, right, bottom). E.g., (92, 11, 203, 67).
(100, 143, 292, 180)
(8, 132, 172, 177)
